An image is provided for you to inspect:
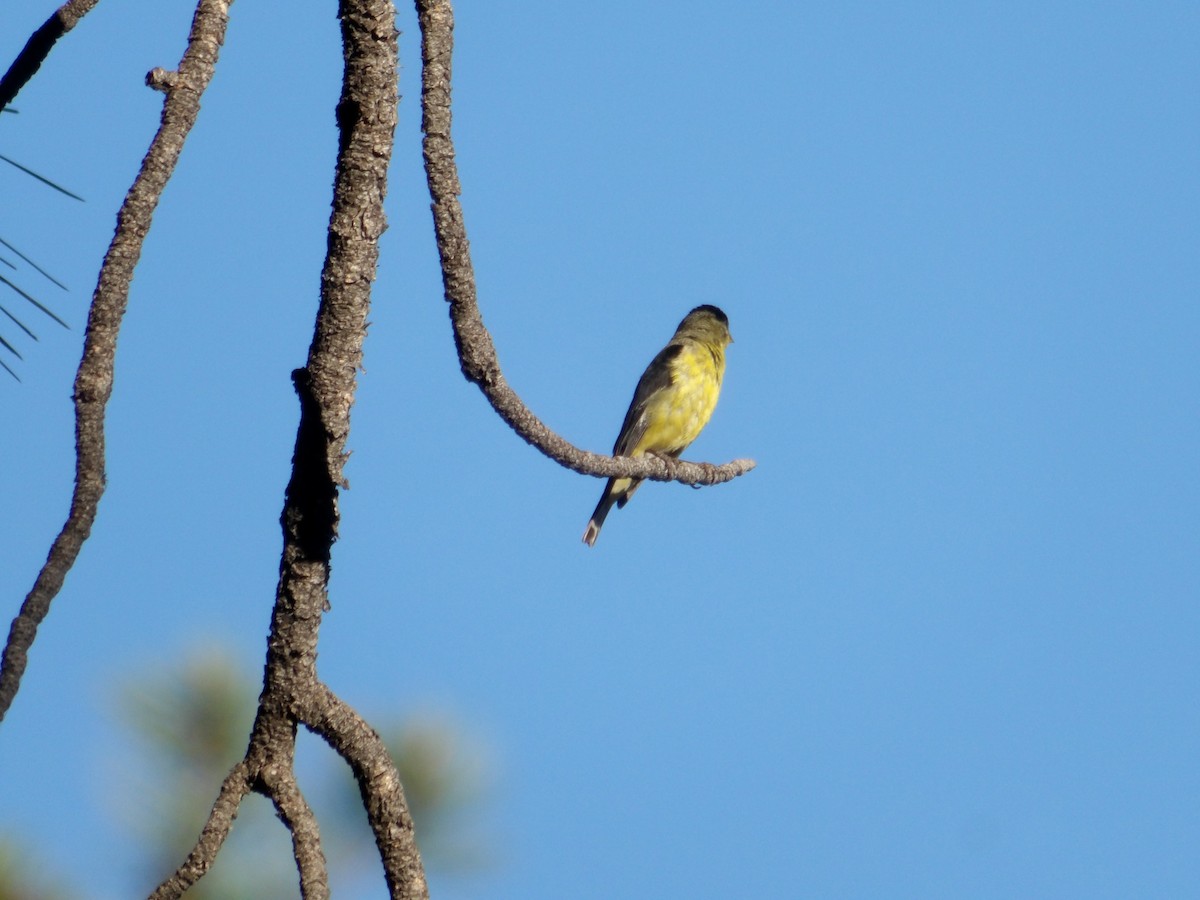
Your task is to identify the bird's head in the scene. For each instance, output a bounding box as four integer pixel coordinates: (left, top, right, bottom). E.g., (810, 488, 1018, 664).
(676, 304, 733, 346)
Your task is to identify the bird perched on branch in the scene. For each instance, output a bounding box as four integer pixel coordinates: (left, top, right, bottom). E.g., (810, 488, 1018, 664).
(582, 305, 733, 546)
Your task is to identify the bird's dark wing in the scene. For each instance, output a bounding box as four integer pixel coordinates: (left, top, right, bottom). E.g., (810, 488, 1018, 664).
(612, 342, 680, 455)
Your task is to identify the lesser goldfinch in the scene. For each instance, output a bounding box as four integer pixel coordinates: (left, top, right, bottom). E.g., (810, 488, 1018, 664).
(582, 305, 733, 546)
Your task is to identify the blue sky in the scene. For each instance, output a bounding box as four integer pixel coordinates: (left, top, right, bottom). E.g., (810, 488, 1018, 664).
(2, 1, 1198, 897)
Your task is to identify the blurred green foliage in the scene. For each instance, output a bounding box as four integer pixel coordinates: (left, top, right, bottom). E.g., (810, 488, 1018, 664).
(0, 645, 492, 897)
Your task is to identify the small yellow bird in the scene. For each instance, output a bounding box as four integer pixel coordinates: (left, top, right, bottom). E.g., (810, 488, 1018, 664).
(582, 305, 733, 546)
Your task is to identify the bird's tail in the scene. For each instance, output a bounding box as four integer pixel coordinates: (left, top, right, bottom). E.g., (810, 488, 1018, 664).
(582, 480, 619, 547)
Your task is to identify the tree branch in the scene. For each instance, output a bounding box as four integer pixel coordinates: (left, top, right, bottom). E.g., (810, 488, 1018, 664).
(260, 765, 331, 900)
(152, 0, 428, 896)
(306, 683, 426, 899)
(415, 0, 755, 487)
(0, 0, 232, 725)
(0, 0, 102, 112)
(146, 761, 255, 900)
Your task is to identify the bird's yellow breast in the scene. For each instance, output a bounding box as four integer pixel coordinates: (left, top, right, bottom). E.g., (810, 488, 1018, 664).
(632, 342, 725, 456)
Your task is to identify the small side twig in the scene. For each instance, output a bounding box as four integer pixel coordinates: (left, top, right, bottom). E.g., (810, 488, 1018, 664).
(0, 0, 232, 725)
(147, 761, 255, 899)
(260, 766, 330, 900)
(306, 683, 424, 894)
(415, 0, 755, 487)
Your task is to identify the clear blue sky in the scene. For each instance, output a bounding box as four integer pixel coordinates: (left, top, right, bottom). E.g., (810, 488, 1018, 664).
(2, 2, 1198, 897)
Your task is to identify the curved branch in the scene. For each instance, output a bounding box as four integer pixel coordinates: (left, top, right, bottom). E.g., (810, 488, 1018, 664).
(0, 0, 102, 112)
(305, 683, 427, 900)
(147, 761, 254, 900)
(0, 0, 232, 725)
(415, 0, 755, 487)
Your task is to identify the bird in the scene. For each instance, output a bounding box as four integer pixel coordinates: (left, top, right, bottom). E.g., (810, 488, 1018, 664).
(582, 304, 732, 546)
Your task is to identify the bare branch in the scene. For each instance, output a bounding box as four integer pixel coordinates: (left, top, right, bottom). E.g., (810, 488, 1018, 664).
(153, 0, 427, 896)
(415, 0, 755, 487)
(0, 0, 232, 725)
(259, 766, 331, 900)
(306, 684, 427, 900)
(281, 0, 427, 889)
(0, 0, 102, 112)
(147, 761, 255, 900)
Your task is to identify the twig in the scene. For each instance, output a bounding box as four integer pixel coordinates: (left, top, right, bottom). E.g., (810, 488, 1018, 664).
(0, 0, 232, 725)
(0, 0, 102, 112)
(415, 0, 755, 487)
(260, 766, 331, 900)
(146, 761, 255, 899)
(306, 684, 425, 898)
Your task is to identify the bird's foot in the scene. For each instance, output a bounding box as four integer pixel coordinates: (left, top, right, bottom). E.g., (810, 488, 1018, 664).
(649, 451, 681, 480)
(688, 461, 719, 489)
